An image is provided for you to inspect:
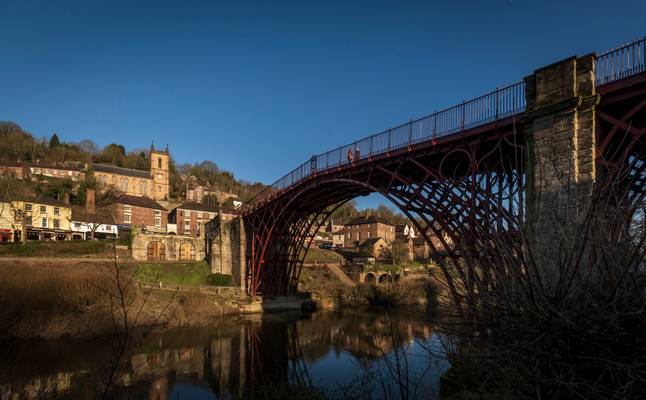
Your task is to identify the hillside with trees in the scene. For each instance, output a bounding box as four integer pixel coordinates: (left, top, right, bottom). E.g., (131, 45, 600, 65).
(0, 121, 266, 203)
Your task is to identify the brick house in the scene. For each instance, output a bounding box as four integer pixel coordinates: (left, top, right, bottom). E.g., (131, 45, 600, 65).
(0, 162, 28, 179)
(111, 194, 167, 234)
(169, 202, 218, 237)
(341, 215, 396, 248)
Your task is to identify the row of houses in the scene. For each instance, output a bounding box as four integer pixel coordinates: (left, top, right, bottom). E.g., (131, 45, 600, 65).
(322, 214, 452, 261)
(0, 144, 170, 201)
(0, 189, 225, 243)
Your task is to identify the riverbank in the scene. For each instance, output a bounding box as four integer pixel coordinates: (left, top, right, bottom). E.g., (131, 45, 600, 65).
(0, 257, 442, 339)
(298, 264, 441, 310)
(0, 259, 242, 339)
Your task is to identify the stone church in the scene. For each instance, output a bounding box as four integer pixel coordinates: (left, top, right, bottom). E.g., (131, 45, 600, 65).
(93, 144, 170, 201)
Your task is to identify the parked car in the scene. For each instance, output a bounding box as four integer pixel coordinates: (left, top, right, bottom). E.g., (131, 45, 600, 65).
(318, 242, 336, 250)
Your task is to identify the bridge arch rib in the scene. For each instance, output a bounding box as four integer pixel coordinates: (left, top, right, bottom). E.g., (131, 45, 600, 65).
(244, 123, 526, 306)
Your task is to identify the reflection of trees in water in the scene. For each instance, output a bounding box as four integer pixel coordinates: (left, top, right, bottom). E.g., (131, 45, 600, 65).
(1, 310, 435, 399)
(296, 309, 433, 362)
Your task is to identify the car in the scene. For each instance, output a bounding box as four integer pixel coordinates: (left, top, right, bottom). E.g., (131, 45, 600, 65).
(318, 242, 336, 250)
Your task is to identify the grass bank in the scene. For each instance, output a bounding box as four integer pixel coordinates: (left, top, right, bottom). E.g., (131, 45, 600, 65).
(302, 247, 345, 264)
(132, 261, 232, 286)
(0, 240, 115, 257)
(0, 259, 240, 339)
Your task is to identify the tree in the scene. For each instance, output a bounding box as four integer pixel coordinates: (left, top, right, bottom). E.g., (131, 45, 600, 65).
(78, 139, 99, 156)
(49, 133, 60, 149)
(96, 143, 127, 166)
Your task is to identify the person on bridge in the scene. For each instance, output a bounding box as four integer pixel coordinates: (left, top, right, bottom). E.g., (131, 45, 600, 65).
(347, 147, 354, 163)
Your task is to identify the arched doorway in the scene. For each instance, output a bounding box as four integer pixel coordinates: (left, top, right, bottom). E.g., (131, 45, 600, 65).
(179, 242, 196, 261)
(147, 241, 166, 261)
(364, 272, 376, 285)
(379, 273, 393, 285)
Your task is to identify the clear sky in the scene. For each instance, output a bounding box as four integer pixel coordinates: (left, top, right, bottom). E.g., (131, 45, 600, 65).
(1, 0, 644, 208)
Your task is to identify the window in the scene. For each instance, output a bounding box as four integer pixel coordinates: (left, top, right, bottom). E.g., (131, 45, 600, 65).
(41, 217, 47, 228)
(141, 180, 147, 195)
(26, 216, 32, 226)
(158, 158, 162, 169)
(25, 203, 32, 212)
(347, 233, 351, 239)
(54, 207, 60, 215)
(124, 205, 132, 224)
(40, 205, 46, 213)
(367, 231, 372, 238)
(74, 222, 82, 228)
(122, 178, 129, 192)
(357, 232, 361, 240)
(53, 219, 60, 229)
(154, 210, 162, 227)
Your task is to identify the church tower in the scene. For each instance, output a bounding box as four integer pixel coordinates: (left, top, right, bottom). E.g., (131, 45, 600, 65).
(150, 144, 170, 200)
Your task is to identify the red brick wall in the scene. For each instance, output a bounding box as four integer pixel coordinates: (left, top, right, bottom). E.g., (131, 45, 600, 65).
(177, 208, 215, 236)
(114, 203, 167, 229)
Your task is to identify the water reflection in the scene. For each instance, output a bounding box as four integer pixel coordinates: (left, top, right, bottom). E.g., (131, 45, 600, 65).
(1, 309, 450, 399)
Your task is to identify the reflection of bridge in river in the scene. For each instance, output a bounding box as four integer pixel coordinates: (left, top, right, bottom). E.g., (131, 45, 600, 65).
(0, 311, 437, 399)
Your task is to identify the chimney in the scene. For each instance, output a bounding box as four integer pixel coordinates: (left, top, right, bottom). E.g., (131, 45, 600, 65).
(86, 188, 96, 215)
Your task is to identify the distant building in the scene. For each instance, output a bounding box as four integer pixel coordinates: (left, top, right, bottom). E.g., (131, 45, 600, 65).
(185, 184, 238, 204)
(0, 202, 15, 242)
(0, 162, 28, 179)
(341, 214, 396, 248)
(168, 202, 218, 237)
(30, 164, 83, 182)
(70, 213, 118, 240)
(324, 219, 345, 233)
(331, 232, 345, 248)
(4, 197, 73, 241)
(358, 237, 390, 259)
(109, 194, 167, 234)
(93, 144, 170, 201)
(70, 191, 118, 240)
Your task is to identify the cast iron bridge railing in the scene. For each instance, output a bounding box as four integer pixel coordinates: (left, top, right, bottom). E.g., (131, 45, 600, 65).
(247, 37, 646, 208)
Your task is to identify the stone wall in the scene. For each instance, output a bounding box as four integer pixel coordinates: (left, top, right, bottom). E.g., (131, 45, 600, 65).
(132, 231, 205, 261)
(525, 54, 597, 221)
(524, 53, 598, 272)
(205, 216, 246, 290)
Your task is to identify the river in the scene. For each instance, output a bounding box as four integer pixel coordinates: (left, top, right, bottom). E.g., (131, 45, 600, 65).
(1, 308, 451, 399)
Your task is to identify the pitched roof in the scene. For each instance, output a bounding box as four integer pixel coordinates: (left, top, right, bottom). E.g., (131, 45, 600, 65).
(359, 237, 385, 247)
(176, 202, 219, 212)
(345, 215, 392, 226)
(116, 195, 166, 210)
(92, 163, 151, 179)
(16, 196, 70, 207)
(71, 206, 117, 225)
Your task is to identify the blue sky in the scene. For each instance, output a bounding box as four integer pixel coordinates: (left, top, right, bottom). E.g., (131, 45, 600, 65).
(1, 0, 644, 208)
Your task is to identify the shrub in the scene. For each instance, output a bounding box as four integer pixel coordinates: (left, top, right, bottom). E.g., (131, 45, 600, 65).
(206, 273, 232, 286)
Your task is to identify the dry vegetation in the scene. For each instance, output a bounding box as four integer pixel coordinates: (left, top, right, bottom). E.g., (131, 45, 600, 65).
(0, 260, 238, 339)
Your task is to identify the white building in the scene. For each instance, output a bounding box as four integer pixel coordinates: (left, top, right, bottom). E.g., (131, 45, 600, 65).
(70, 219, 118, 240)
